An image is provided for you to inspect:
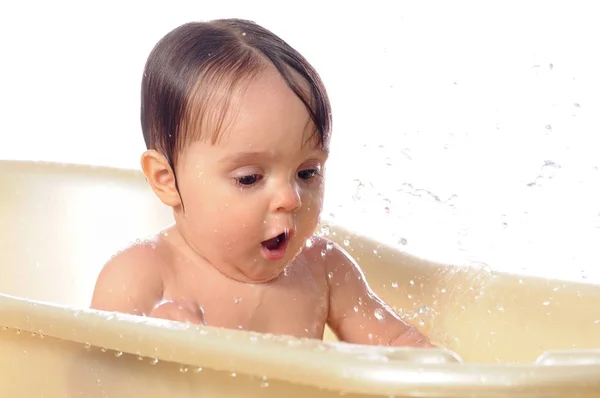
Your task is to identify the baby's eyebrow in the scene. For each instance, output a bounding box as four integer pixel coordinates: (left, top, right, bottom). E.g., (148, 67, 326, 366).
(219, 148, 329, 165)
(218, 151, 277, 165)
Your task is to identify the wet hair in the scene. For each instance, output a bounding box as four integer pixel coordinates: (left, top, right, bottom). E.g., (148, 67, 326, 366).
(140, 19, 332, 193)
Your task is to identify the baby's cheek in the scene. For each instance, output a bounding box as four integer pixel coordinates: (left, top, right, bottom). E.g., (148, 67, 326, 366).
(304, 188, 324, 211)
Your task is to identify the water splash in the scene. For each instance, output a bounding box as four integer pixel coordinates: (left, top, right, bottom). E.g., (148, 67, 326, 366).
(260, 376, 270, 388)
(318, 224, 331, 236)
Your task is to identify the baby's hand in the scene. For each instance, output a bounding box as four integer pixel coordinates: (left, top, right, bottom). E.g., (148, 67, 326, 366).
(150, 300, 205, 324)
(391, 325, 436, 348)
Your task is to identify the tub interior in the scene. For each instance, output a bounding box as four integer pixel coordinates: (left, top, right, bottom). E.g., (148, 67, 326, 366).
(1, 160, 600, 397)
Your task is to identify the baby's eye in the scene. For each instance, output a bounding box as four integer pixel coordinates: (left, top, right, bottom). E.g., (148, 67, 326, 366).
(297, 169, 319, 180)
(236, 174, 262, 186)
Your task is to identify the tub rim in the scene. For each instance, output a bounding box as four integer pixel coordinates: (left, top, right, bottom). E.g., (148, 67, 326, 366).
(2, 293, 600, 397)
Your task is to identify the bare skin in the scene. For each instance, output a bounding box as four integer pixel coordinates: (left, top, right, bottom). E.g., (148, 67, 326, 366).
(91, 63, 433, 348)
(92, 225, 431, 347)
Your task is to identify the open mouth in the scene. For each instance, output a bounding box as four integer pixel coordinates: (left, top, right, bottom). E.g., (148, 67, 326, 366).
(260, 230, 292, 260)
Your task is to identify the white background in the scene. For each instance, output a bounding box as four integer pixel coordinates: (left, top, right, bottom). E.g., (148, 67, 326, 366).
(1, 1, 598, 283)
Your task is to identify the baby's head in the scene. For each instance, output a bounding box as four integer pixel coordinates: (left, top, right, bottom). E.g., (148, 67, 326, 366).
(140, 19, 332, 283)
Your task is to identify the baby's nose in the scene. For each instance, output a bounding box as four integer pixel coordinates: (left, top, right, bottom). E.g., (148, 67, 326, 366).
(272, 182, 302, 212)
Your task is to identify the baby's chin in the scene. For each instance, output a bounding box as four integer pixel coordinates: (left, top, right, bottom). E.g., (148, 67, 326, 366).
(222, 250, 305, 284)
(211, 259, 287, 284)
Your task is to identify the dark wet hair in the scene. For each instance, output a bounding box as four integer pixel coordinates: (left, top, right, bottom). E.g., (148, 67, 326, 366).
(140, 19, 332, 189)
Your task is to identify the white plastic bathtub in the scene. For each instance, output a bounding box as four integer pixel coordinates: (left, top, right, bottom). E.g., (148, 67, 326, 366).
(1, 160, 599, 397)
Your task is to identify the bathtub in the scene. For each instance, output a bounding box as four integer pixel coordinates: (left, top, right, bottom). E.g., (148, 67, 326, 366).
(0, 159, 599, 397)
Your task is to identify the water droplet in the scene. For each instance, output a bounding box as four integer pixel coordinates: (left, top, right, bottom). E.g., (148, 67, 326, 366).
(440, 288, 447, 294)
(305, 238, 314, 248)
(115, 351, 123, 357)
(367, 333, 374, 341)
(231, 372, 237, 378)
(326, 241, 334, 251)
(327, 272, 334, 279)
(343, 238, 350, 247)
(319, 225, 331, 236)
(417, 306, 429, 315)
(100, 348, 107, 353)
(372, 249, 378, 255)
(496, 305, 505, 312)
(374, 308, 385, 321)
(16, 329, 21, 335)
(195, 367, 203, 373)
(594, 320, 600, 324)
(581, 270, 588, 280)
(234, 297, 242, 304)
(418, 319, 425, 327)
(518, 279, 524, 284)
(260, 376, 270, 388)
(353, 306, 359, 313)
(542, 301, 551, 306)
(137, 356, 144, 361)
(391, 281, 398, 288)
(409, 280, 415, 287)
(321, 249, 327, 258)
(83, 342, 91, 349)
(150, 358, 159, 365)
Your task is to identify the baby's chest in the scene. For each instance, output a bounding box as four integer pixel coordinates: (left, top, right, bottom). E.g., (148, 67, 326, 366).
(199, 272, 328, 337)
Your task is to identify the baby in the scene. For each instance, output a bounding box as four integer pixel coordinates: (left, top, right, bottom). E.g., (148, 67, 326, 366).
(91, 19, 433, 348)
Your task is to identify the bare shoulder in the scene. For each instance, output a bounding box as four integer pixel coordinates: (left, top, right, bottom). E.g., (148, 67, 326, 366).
(301, 235, 362, 279)
(90, 236, 165, 316)
(304, 235, 360, 272)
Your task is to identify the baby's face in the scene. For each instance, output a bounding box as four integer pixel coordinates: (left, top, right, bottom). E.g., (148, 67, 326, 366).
(174, 68, 328, 283)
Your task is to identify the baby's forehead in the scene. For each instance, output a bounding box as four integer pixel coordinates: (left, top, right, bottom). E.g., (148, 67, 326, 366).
(194, 71, 323, 145)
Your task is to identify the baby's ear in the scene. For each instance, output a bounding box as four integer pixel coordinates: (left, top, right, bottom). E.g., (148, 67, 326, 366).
(140, 150, 181, 207)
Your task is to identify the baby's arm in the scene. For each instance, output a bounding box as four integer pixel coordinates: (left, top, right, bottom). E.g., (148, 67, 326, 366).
(321, 239, 434, 348)
(90, 245, 164, 317)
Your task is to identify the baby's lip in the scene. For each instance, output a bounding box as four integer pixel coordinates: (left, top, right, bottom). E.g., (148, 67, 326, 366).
(263, 227, 294, 242)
